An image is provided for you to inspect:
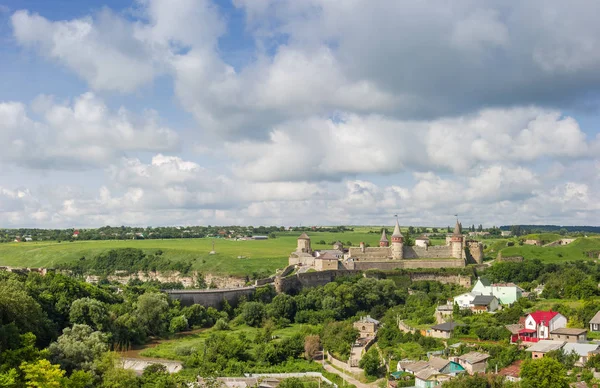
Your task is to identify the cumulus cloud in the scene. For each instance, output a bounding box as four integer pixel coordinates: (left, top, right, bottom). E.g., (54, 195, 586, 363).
(226, 107, 594, 182)
(0, 93, 179, 169)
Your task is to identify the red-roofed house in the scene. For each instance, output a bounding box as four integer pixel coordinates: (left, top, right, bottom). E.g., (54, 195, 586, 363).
(513, 311, 567, 343)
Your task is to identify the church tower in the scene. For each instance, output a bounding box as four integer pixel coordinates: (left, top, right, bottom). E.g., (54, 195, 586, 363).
(450, 220, 463, 259)
(297, 233, 312, 253)
(379, 229, 389, 247)
(391, 220, 404, 259)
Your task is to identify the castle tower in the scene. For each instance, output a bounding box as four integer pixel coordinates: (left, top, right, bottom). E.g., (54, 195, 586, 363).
(297, 233, 311, 253)
(391, 219, 404, 260)
(450, 220, 463, 259)
(379, 229, 389, 247)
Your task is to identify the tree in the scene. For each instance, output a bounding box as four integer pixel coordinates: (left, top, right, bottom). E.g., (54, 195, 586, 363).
(69, 297, 109, 331)
(304, 335, 321, 360)
(0, 279, 48, 340)
(135, 292, 170, 336)
(48, 324, 109, 374)
(269, 233, 277, 239)
(277, 378, 304, 388)
(520, 357, 569, 388)
(359, 347, 381, 377)
(268, 294, 297, 321)
(169, 315, 189, 333)
(20, 359, 65, 388)
(240, 302, 266, 327)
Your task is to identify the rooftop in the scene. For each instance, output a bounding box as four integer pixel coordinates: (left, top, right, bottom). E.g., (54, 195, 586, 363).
(505, 324, 524, 335)
(357, 315, 380, 325)
(458, 351, 490, 364)
(477, 277, 491, 287)
(472, 295, 497, 306)
(525, 340, 565, 353)
(529, 310, 561, 324)
(590, 311, 600, 324)
(415, 367, 445, 381)
(550, 327, 588, 336)
(498, 360, 523, 378)
(562, 342, 599, 356)
(431, 322, 464, 332)
(297, 232, 310, 240)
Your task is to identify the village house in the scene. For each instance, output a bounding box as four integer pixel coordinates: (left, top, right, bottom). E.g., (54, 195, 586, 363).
(497, 360, 522, 383)
(550, 328, 588, 343)
(414, 367, 452, 387)
(501, 231, 512, 237)
(562, 343, 600, 365)
(414, 236, 430, 247)
(427, 322, 464, 339)
(435, 302, 454, 324)
(525, 340, 565, 359)
(452, 352, 490, 375)
(512, 311, 567, 343)
(453, 292, 478, 309)
(589, 311, 600, 332)
(314, 252, 339, 271)
(354, 316, 380, 338)
(471, 278, 523, 305)
(470, 295, 499, 313)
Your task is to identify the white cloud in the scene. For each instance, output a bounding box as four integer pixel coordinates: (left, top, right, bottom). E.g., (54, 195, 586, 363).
(0, 93, 179, 169)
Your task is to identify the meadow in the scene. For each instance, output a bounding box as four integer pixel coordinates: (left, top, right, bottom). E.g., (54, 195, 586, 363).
(497, 238, 600, 263)
(0, 228, 393, 276)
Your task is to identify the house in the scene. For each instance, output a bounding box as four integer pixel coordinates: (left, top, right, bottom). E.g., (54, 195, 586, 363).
(435, 303, 454, 323)
(501, 231, 512, 237)
(427, 356, 465, 376)
(415, 236, 430, 248)
(314, 252, 339, 271)
(525, 340, 565, 359)
(589, 311, 600, 332)
(497, 360, 522, 383)
(513, 311, 567, 343)
(414, 367, 452, 387)
(427, 322, 464, 339)
(73, 230, 80, 238)
(354, 316, 380, 338)
(252, 235, 268, 240)
(453, 352, 490, 375)
(550, 328, 588, 343)
(471, 278, 523, 305)
(470, 295, 499, 313)
(562, 343, 600, 365)
(453, 292, 479, 309)
(399, 360, 430, 375)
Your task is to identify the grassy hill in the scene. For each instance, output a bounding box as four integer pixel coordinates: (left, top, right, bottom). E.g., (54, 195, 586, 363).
(0, 229, 401, 277)
(521, 233, 563, 244)
(498, 237, 600, 263)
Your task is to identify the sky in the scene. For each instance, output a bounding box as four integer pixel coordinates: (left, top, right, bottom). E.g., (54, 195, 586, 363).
(1, 0, 599, 228)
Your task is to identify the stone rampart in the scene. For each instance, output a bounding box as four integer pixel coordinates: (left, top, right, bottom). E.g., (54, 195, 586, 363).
(275, 269, 362, 293)
(399, 258, 465, 269)
(403, 245, 453, 259)
(164, 286, 257, 308)
(408, 273, 472, 287)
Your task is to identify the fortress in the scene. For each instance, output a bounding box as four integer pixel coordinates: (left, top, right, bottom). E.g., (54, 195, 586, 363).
(289, 220, 483, 271)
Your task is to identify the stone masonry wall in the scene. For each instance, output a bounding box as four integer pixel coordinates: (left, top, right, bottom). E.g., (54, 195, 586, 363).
(165, 286, 258, 308)
(403, 245, 453, 259)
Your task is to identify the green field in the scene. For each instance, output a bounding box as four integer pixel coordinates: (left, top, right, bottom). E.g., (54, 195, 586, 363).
(0, 229, 395, 276)
(498, 238, 600, 263)
(138, 324, 315, 360)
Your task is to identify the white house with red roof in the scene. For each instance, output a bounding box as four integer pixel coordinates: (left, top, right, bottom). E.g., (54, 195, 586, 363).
(513, 311, 567, 343)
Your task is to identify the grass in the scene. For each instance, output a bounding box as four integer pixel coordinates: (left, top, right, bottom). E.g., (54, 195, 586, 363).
(498, 238, 600, 263)
(521, 233, 564, 244)
(0, 227, 445, 276)
(138, 323, 316, 360)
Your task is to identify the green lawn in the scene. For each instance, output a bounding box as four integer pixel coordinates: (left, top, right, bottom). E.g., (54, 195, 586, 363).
(139, 324, 316, 360)
(497, 238, 600, 263)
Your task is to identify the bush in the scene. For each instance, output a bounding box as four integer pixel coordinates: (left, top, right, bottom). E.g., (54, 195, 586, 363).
(214, 318, 230, 331)
(169, 315, 188, 333)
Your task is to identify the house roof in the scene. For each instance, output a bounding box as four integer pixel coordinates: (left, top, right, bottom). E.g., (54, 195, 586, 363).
(298, 233, 310, 240)
(458, 352, 490, 364)
(415, 367, 445, 381)
(477, 277, 491, 287)
(427, 356, 450, 371)
(550, 328, 587, 336)
(529, 311, 560, 324)
(505, 324, 524, 335)
(415, 236, 430, 241)
(492, 282, 523, 291)
(472, 295, 497, 306)
(316, 252, 338, 260)
(590, 311, 600, 324)
(431, 322, 464, 332)
(392, 219, 403, 238)
(498, 360, 523, 378)
(402, 360, 430, 373)
(380, 229, 389, 242)
(562, 342, 600, 356)
(357, 315, 380, 325)
(525, 340, 565, 353)
(519, 328, 536, 334)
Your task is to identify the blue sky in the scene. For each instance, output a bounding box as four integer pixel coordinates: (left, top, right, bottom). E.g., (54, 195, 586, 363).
(0, 0, 599, 228)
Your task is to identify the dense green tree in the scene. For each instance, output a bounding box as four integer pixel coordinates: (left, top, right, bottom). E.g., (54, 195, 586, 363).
(268, 294, 297, 321)
(48, 324, 109, 374)
(169, 315, 188, 333)
(135, 293, 170, 336)
(240, 302, 266, 327)
(321, 321, 358, 360)
(69, 297, 110, 331)
(0, 279, 49, 342)
(359, 347, 381, 377)
(520, 357, 569, 388)
(20, 359, 65, 388)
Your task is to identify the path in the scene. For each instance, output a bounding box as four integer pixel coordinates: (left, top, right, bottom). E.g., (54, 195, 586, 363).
(316, 352, 382, 388)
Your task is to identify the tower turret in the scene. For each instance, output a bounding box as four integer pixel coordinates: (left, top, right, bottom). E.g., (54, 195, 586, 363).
(297, 233, 312, 253)
(379, 229, 389, 247)
(451, 220, 463, 259)
(391, 219, 404, 259)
